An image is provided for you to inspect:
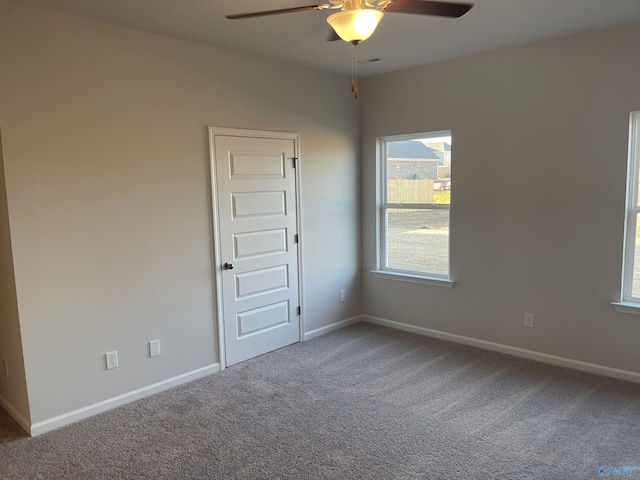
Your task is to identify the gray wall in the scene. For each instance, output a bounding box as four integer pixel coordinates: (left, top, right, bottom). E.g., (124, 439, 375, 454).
(361, 22, 640, 374)
(0, 129, 30, 425)
(0, 4, 360, 424)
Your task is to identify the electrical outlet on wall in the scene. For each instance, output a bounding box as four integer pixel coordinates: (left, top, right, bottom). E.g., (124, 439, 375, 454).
(149, 339, 161, 358)
(524, 312, 535, 328)
(339, 289, 346, 302)
(105, 351, 118, 370)
(2, 358, 7, 377)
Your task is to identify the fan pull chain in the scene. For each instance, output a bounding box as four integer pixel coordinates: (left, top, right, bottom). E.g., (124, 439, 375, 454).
(351, 41, 359, 100)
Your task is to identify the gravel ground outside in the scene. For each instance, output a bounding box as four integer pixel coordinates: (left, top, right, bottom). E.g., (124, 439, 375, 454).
(387, 210, 449, 275)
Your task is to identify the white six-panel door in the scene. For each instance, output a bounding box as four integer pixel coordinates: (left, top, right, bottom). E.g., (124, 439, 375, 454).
(210, 130, 301, 367)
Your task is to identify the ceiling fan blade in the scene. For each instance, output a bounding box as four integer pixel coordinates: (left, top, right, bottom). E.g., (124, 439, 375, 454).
(226, 4, 327, 20)
(383, 0, 473, 18)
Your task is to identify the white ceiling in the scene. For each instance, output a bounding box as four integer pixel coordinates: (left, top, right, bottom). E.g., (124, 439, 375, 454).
(4, 0, 640, 76)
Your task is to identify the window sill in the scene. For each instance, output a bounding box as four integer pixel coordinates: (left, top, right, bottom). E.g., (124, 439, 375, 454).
(371, 270, 454, 288)
(611, 301, 640, 315)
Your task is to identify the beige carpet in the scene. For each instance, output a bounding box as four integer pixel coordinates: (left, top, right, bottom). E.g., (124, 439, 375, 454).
(1, 323, 639, 479)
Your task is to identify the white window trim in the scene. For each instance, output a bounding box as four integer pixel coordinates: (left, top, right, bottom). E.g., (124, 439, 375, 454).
(371, 269, 454, 288)
(611, 301, 640, 315)
(376, 131, 453, 284)
(612, 112, 640, 313)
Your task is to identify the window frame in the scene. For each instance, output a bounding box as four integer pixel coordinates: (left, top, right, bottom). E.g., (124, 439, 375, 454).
(374, 131, 454, 287)
(620, 113, 640, 304)
(613, 112, 640, 314)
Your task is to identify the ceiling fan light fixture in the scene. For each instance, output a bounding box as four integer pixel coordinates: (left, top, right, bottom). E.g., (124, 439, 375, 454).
(327, 9, 384, 43)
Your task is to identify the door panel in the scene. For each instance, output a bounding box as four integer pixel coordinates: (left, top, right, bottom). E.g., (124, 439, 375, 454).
(235, 265, 289, 299)
(237, 301, 290, 338)
(213, 134, 300, 367)
(229, 152, 286, 178)
(231, 191, 286, 218)
(233, 229, 288, 258)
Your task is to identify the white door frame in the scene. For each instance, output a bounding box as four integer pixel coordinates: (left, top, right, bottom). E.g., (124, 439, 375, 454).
(208, 126, 304, 370)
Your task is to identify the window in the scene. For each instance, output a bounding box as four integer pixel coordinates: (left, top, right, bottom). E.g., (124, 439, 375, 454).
(375, 131, 453, 287)
(617, 112, 640, 310)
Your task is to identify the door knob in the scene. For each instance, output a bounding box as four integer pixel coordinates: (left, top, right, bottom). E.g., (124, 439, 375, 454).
(224, 262, 234, 270)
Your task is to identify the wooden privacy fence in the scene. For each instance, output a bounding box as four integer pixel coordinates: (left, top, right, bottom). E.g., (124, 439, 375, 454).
(387, 179, 434, 203)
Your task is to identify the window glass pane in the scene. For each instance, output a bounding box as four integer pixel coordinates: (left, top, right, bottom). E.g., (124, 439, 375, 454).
(386, 138, 451, 204)
(636, 117, 640, 207)
(386, 208, 449, 275)
(637, 163, 640, 207)
(633, 218, 640, 298)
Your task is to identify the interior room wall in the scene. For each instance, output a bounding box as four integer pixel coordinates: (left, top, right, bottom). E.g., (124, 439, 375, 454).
(0, 4, 360, 426)
(0, 128, 30, 427)
(360, 22, 640, 374)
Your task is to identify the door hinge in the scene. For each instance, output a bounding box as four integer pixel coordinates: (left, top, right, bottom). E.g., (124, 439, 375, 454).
(297, 306, 301, 316)
(292, 157, 298, 168)
(294, 234, 299, 243)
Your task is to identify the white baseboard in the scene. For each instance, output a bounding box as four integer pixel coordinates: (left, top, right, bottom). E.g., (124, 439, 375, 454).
(30, 363, 220, 437)
(363, 315, 640, 384)
(304, 315, 362, 341)
(0, 393, 31, 434)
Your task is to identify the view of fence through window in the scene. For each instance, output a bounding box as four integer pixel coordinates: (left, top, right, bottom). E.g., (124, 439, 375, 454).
(384, 134, 451, 276)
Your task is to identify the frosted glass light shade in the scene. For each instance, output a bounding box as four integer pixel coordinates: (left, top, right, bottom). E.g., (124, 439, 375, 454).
(327, 9, 384, 43)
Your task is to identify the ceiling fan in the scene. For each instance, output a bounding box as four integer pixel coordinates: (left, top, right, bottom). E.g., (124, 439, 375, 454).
(227, 0, 474, 98)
